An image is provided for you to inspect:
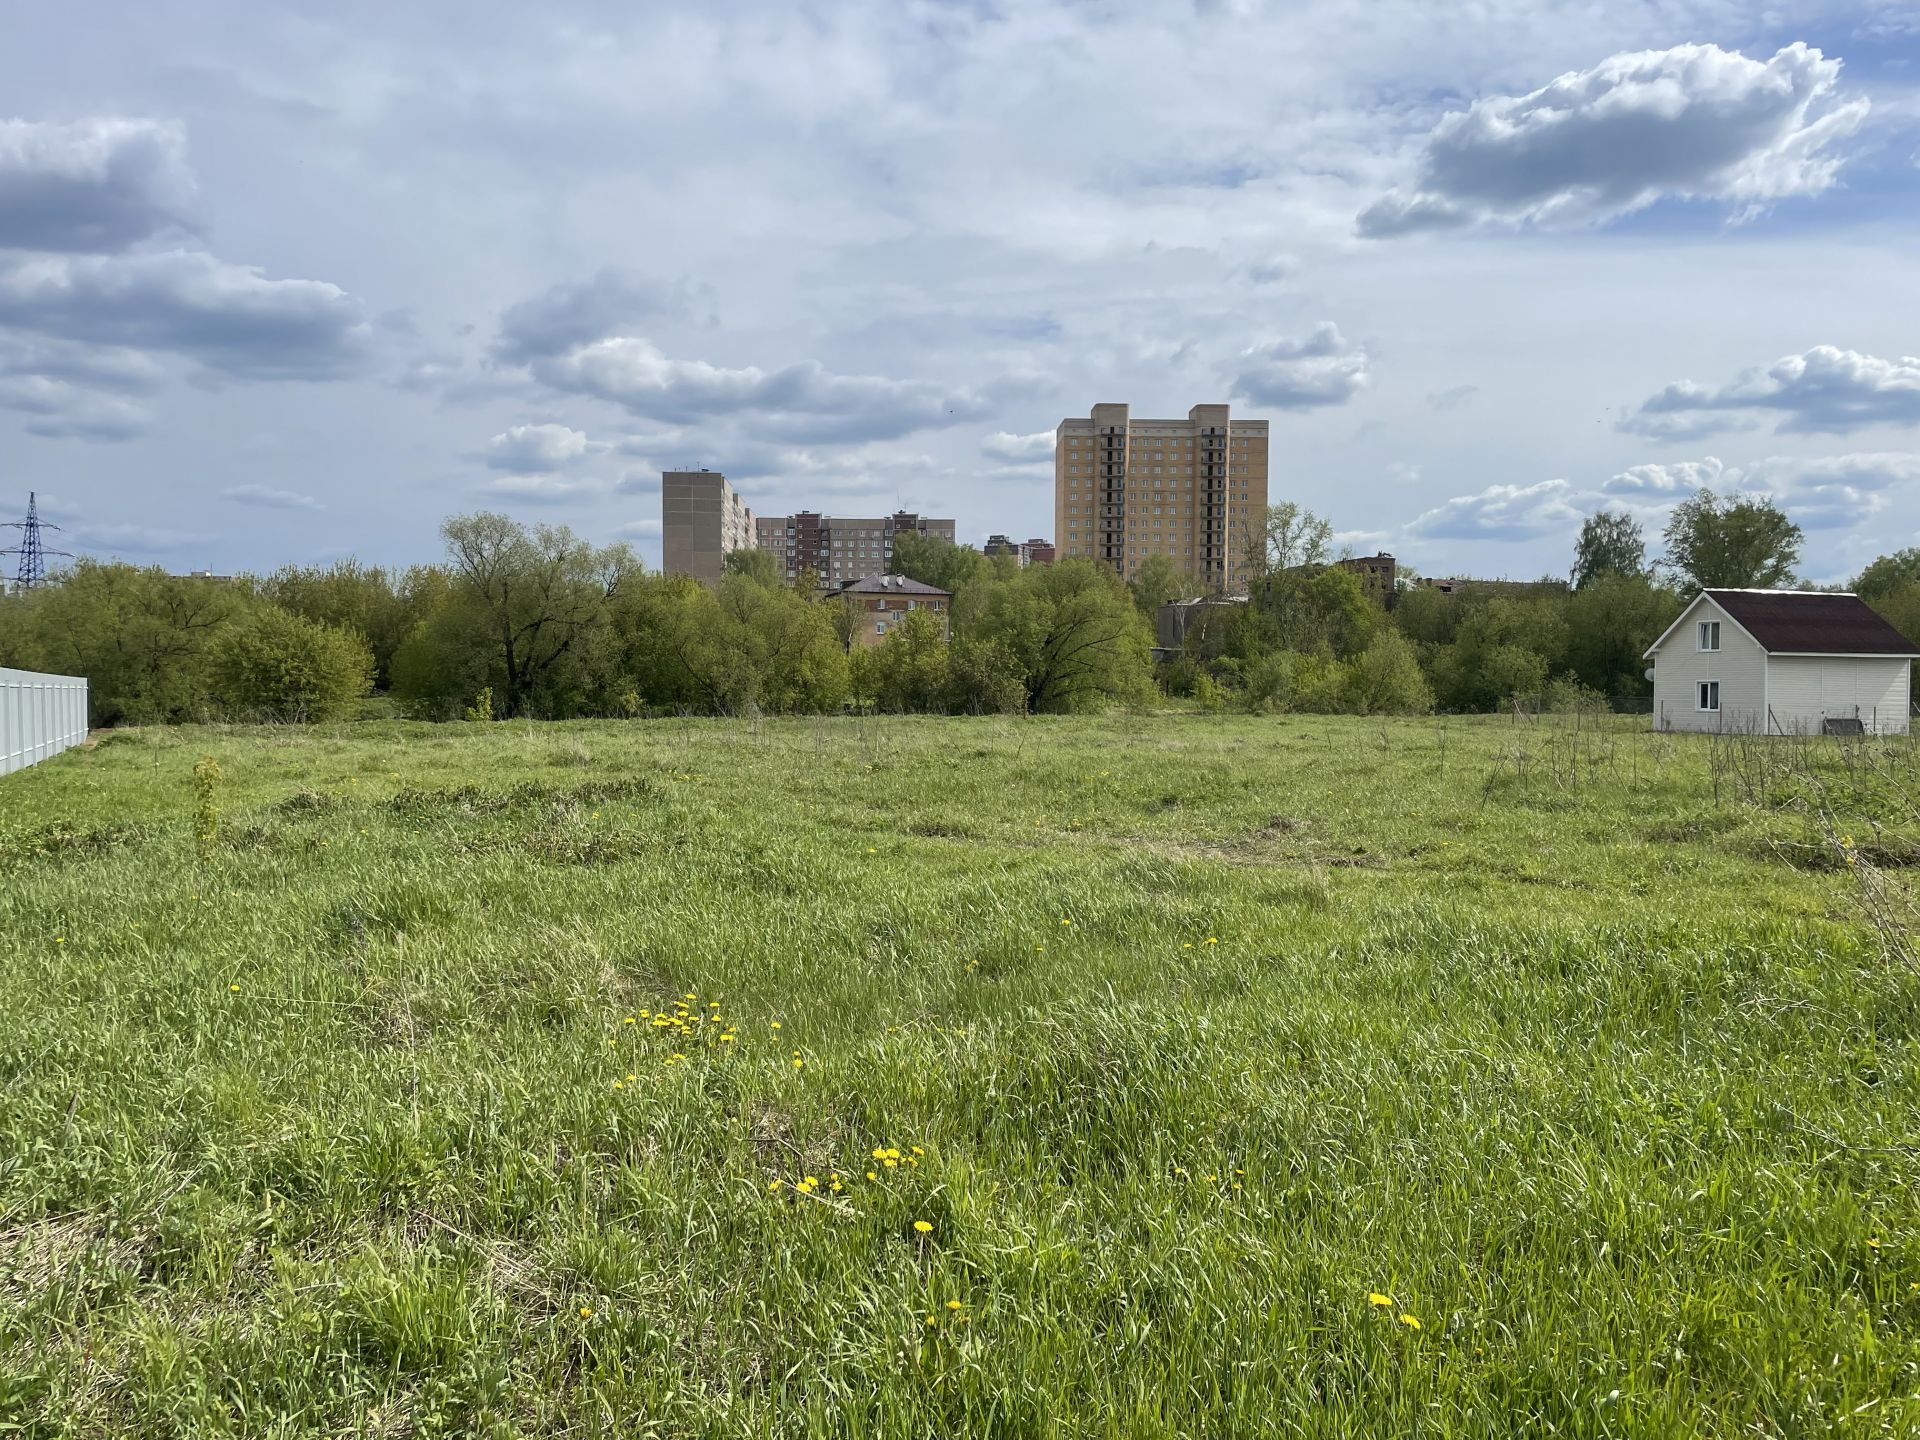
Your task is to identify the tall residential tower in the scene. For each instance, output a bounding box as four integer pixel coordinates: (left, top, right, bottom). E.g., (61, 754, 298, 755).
(1054, 403, 1268, 593)
(661, 470, 757, 582)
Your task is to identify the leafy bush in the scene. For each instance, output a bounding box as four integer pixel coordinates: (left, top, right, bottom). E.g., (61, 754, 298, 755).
(210, 607, 375, 721)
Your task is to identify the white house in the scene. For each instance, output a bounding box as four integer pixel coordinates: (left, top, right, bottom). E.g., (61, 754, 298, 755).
(1645, 589, 1917, 735)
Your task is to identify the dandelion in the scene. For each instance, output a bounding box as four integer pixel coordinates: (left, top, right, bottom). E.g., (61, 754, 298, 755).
(579, 1306, 594, 1318)
(946, 1299, 964, 1311)
(53, 937, 63, 944)
(624, 1016, 637, 1025)
(768, 1180, 782, 1191)
(867, 1170, 879, 1181)
(1205, 937, 1218, 945)
(793, 1058, 804, 1069)
(770, 1021, 782, 1030)
(721, 1033, 737, 1043)
(914, 1220, 933, 1234)
(229, 984, 240, 992)
(1060, 918, 1072, 926)
(1868, 1237, 1882, 1250)
(612, 1081, 623, 1090)
(884, 1157, 898, 1168)
(1368, 1293, 1392, 1309)
(926, 1314, 938, 1327)
(911, 1145, 924, 1156)
(1399, 1314, 1421, 1330)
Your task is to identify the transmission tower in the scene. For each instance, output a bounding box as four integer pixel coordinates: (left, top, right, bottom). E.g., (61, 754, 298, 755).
(2, 492, 74, 589)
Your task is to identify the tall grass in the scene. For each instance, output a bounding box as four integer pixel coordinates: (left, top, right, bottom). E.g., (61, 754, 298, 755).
(1, 715, 1916, 1436)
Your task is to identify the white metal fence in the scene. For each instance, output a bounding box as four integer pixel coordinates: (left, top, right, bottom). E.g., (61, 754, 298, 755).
(0, 667, 89, 776)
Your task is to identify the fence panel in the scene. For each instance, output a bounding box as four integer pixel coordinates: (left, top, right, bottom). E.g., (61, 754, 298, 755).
(0, 667, 89, 776)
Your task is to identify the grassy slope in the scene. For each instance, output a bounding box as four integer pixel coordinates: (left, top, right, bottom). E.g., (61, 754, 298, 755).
(1, 715, 1916, 1438)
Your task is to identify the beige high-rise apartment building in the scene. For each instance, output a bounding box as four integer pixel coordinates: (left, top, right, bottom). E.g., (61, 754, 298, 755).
(661, 470, 757, 581)
(1054, 403, 1269, 593)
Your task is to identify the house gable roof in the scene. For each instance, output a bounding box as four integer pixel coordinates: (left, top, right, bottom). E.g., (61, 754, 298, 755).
(1644, 589, 1919, 659)
(838, 573, 951, 597)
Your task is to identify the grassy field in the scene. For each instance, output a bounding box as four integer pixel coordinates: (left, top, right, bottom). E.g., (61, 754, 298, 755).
(2, 713, 1917, 1437)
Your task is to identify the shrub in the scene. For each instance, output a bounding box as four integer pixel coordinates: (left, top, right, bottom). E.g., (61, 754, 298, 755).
(211, 608, 376, 721)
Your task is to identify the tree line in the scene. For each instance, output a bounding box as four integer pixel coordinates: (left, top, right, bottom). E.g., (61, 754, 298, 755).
(2, 491, 1913, 727)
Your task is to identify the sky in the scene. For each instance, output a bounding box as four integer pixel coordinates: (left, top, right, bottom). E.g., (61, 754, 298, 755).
(2, 0, 1918, 584)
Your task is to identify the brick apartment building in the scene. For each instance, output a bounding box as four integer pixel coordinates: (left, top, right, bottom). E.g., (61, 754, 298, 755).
(984, 535, 1057, 567)
(756, 511, 957, 587)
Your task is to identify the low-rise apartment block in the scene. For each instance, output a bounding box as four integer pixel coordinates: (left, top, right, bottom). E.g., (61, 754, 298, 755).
(985, 535, 1056, 567)
(837, 574, 951, 646)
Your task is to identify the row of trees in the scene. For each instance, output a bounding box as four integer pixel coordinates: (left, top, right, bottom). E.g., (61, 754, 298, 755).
(0, 514, 1153, 724)
(3, 490, 1913, 726)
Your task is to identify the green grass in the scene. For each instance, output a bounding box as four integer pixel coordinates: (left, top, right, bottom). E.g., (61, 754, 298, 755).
(2, 714, 1917, 1437)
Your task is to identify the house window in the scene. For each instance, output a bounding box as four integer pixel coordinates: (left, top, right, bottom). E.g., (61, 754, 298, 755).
(1697, 620, 1720, 651)
(875, 621, 888, 636)
(1697, 681, 1720, 713)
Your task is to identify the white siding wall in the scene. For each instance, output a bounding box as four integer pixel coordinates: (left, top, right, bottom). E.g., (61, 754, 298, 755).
(0, 667, 90, 776)
(1766, 655, 1912, 735)
(1650, 598, 1768, 733)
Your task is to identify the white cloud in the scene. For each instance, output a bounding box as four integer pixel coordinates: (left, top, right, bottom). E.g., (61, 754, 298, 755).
(0, 375, 148, 441)
(1229, 322, 1370, 409)
(221, 483, 323, 511)
(0, 250, 372, 379)
(479, 475, 607, 504)
(483, 422, 595, 473)
(525, 336, 989, 442)
(1603, 452, 1920, 531)
(0, 117, 196, 252)
(1602, 457, 1730, 498)
(1623, 346, 1920, 437)
(492, 270, 702, 364)
(1360, 43, 1868, 235)
(980, 429, 1055, 464)
(1406, 478, 1582, 540)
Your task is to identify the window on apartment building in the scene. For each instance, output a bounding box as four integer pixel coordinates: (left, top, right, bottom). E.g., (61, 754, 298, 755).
(875, 621, 888, 636)
(1697, 620, 1720, 651)
(1697, 681, 1720, 712)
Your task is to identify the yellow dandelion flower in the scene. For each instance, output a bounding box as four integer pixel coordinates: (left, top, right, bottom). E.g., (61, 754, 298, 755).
(884, 1157, 898, 1168)
(721, 1033, 736, 1042)
(946, 1299, 964, 1311)
(612, 1081, 623, 1090)
(926, 1314, 938, 1327)
(884, 1148, 901, 1159)
(624, 1016, 636, 1025)
(229, 984, 240, 992)
(1399, 1314, 1421, 1330)
(872, 1147, 887, 1159)
(53, 937, 63, 944)
(793, 1058, 804, 1069)
(911, 1145, 924, 1156)
(1368, 1293, 1392, 1309)
(626, 1072, 636, 1081)
(867, 1170, 879, 1181)
(1060, 918, 1072, 926)
(914, 1220, 933, 1234)
(579, 1306, 594, 1318)
(770, 1021, 781, 1030)
(1868, 1237, 1881, 1250)
(768, 1179, 782, 1191)
(1206, 936, 1218, 945)
(803, 1176, 818, 1187)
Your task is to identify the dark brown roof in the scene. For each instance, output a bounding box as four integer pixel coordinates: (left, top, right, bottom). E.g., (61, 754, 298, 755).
(1705, 590, 1919, 656)
(838, 574, 951, 597)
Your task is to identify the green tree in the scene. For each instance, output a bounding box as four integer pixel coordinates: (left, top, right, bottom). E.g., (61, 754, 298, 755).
(257, 560, 432, 688)
(722, 547, 783, 587)
(1128, 554, 1198, 620)
(0, 561, 243, 724)
(431, 513, 637, 717)
(1660, 490, 1802, 591)
(1245, 564, 1377, 659)
(1563, 573, 1682, 696)
(1571, 510, 1647, 590)
(1243, 502, 1333, 585)
(211, 607, 376, 720)
(1854, 549, 1920, 602)
(975, 558, 1153, 713)
(1341, 631, 1434, 715)
(870, 608, 952, 712)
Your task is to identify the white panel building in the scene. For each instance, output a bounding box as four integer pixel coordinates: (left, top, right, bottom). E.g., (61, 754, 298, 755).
(1645, 589, 1916, 735)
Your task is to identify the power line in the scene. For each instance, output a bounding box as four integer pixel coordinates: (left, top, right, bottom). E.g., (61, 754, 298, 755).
(2, 492, 75, 589)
